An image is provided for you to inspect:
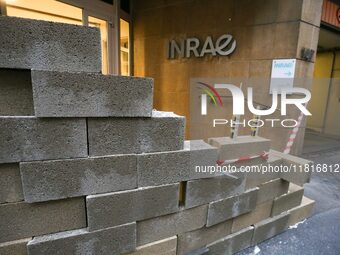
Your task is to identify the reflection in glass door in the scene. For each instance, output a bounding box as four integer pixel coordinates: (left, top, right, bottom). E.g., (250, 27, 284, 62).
(89, 16, 109, 75)
(120, 18, 130, 76)
(5, 0, 82, 25)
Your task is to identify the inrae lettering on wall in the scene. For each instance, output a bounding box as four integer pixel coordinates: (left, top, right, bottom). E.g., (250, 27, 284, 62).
(167, 34, 236, 59)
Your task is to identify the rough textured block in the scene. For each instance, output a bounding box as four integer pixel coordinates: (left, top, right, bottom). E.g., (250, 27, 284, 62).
(31, 70, 153, 117)
(20, 154, 137, 203)
(86, 183, 179, 231)
(0, 16, 101, 72)
(288, 196, 315, 226)
(0, 117, 87, 164)
(256, 179, 289, 204)
(208, 136, 270, 160)
(88, 111, 185, 156)
(207, 188, 258, 227)
(245, 154, 283, 189)
(177, 220, 232, 255)
(0, 238, 31, 255)
(207, 227, 254, 255)
(126, 236, 177, 255)
(137, 140, 218, 187)
(0, 69, 34, 116)
(184, 140, 219, 175)
(137, 205, 208, 246)
(27, 223, 136, 255)
(252, 213, 290, 245)
(271, 183, 304, 216)
(0, 198, 86, 243)
(0, 164, 24, 203)
(185, 175, 245, 209)
(270, 150, 312, 185)
(231, 200, 273, 233)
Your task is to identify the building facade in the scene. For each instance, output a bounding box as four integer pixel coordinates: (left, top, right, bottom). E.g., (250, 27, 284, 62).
(1, 0, 339, 154)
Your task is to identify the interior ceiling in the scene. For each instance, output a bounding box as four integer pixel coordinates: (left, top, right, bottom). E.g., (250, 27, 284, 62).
(318, 27, 340, 50)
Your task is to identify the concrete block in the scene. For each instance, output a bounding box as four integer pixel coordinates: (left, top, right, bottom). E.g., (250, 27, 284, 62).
(86, 183, 179, 231)
(137, 205, 208, 246)
(0, 198, 86, 243)
(245, 154, 283, 189)
(271, 183, 304, 216)
(0, 117, 87, 164)
(177, 220, 232, 255)
(20, 154, 137, 203)
(31, 70, 153, 117)
(27, 223, 136, 255)
(0, 164, 24, 203)
(231, 200, 273, 233)
(0, 69, 34, 116)
(207, 227, 254, 255)
(270, 150, 312, 185)
(126, 236, 177, 255)
(252, 213, 290, 245)
(207, 188, 258, 227)
(208, 136, 270, 160)
(185, 175, 245, 209)
(0, 16, 101, 72)
(88, 111, 185, 156)
(0, 238, 31, 255)
(288, 196, 315, 226)
(137, 140, 218, 187)
(256, 179, 289, 204)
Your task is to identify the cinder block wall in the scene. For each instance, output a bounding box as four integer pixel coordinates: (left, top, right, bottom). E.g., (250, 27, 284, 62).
(133, 0, 323, 155)
(0, 15, 314, 255)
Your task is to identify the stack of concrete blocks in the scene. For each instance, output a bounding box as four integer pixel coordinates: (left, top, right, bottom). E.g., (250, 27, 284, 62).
(0, 16, 314, 255)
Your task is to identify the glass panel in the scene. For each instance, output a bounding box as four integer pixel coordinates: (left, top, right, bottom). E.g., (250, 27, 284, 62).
(89, 16, 109, 75)
(6, 0, 82, 25)
(120, 0, 130, 14)
(120, 19, 130, 76)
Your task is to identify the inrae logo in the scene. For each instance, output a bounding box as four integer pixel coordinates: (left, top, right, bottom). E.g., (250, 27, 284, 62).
(199, 83, 311, 116)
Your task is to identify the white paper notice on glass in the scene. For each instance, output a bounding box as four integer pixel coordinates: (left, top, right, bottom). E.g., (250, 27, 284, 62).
(270, 59, 296, 94)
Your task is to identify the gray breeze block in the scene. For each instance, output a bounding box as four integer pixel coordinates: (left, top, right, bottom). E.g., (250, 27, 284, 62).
(0, 117, 87, 164)
(207, 226, 254, 255)
(209, 136, 271, 160)
(20, 154, 137, 203)
(0, 198, 86, 243)
(185, 174, 245, 209)
(126, 236, 177, 255)
(177, 219, 233, 255)
(252, 213, 290, 245)
(87, 111, 185, 156)
(137, 205, 208, 246)
(206, 188, 259, 227)
(137, 140, 218, 187)
(271, 183, 304, 216)
(0, 16, 101, 72)
(86, 183, 179, 231)
(31, 70, 153, 117)
(0, 238, 31, 255)
(256, 178, 290, 204)
(0, 163, 24, 203)
(27, 223, 136, 255)
(270, 150, 312, 185)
